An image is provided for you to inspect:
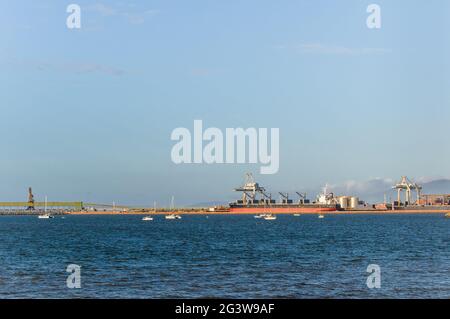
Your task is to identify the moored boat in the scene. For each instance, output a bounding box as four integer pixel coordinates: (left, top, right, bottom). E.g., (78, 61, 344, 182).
(38, 196, 54, 219)
(165, 214, 182, 220)
(254, 213, 268, 219)
(38, 213, 54, 219)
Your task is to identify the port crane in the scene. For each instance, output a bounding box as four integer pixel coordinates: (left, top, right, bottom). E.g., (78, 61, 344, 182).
(234, 173, 271, 204)
(27, 187, 34, 210)
(279, 192, 309, 204)
(392, 176, 422, 206)
(235, 174, 312, 206)
(278, 192, 290, 204)
(296, 192, 308, 204)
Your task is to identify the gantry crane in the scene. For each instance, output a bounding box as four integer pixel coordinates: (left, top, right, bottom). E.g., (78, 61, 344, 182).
(392, 176, 422, 206)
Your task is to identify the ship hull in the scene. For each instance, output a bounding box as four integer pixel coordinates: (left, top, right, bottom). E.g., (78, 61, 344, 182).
(229, 206, 337, 213)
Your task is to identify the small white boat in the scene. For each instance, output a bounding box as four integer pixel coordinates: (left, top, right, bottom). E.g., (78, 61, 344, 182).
(165, 196, 182, 219)
(38, 196, 53, 219)
(254, 214, 267, 219)
(318, 214, 325, 219)
(142, 216, 153, 221)
(293, 214, 301, 217)
(165, 214, 182, 220)
(38, 214, 54, 219)
(263, 214, 277, 220)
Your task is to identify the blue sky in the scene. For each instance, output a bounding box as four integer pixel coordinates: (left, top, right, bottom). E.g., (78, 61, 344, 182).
(0, 1, 448, 205)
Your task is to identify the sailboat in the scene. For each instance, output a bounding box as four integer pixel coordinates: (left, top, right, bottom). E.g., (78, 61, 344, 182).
(165, 214, 182, 220)
(262, 199, 276, 220)
(38, 214, 52, 219)
(38, 196, 54, 219)
(254, 213, 268, 219)
(165, 196, 182, 220)
(142, 201, 156, 221)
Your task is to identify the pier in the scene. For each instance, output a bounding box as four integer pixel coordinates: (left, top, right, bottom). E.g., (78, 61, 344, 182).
(0, 201, 135, 215)
(0, 201, 83, 215)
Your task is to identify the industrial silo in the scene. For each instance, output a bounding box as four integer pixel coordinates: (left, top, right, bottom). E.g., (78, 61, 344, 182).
(339, 196, 349, 209)
(349, 197, 359, 209)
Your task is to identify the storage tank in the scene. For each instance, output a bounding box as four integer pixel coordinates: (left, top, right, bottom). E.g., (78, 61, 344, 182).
(350, 197, 359, 209)
(339, 196, 349, 209)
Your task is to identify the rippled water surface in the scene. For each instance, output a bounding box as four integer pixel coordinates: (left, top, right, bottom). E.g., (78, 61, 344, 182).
(0, 214, 448, 298)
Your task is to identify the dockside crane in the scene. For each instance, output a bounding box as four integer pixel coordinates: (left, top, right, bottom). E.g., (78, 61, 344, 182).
(234, 173, 271, 204)
(27, 187, 35, 210)
(296, 192, 307, 204)
(279, 192, 291, 204)
(392, 176, 422, 206)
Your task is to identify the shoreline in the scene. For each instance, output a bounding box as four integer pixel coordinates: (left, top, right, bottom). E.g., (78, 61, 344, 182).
(2, 210, 449, 216)
(65, 210, 450, 216)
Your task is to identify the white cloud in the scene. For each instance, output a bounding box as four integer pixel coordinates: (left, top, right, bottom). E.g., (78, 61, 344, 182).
(87, 3, 117, 16)
(328, 178, 394, 196)
(62, 62, 126, 76)
(86, 3, 160, 24)
(323, 176, 450, 203)
(415, 175, 447, 183)
(191, 68, 211, 76)
(275, 43, 391, 55)
(19, 60, 127, 77)
(124, 10, 160, 25)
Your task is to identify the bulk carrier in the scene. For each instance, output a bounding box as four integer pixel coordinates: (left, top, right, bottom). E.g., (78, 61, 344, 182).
(228, 174, 337, 213)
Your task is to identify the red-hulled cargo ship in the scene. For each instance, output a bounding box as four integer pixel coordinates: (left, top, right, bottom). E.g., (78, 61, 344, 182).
(229, 205, 336, 213)
(229, 174, 338, 213)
